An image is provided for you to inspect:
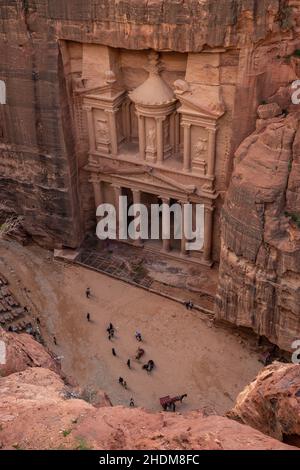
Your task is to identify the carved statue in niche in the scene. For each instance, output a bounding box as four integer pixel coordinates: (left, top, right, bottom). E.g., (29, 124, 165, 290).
(73, 75, 86, 92)
(194, 137, 208, 158)
(164, 121, 169, 143)
(147, 127, 156, 150)
(96, 120, 109, 141)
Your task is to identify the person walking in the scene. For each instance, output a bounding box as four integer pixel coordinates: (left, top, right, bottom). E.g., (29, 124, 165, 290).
(53, 336, 57, 345)
(112, 348, 116, 356)
(107, 323, 115, 337)
(86, 313, 91, 322)
(184, 300, 194, 310)
(86, 287, 91, 299)
(129, 398, 135, 407)
(127, 359, 131, 369)
(135, 331, 142, 342)
(136, 347, 145, 360)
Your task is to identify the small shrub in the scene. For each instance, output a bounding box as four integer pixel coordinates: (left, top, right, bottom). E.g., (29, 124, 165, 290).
(280, 6, 293, 29)
(75, 437, 92, 451)
(62, 429, 72, 437)
(12, 443, 23, 450)
(285, 211, 300, 228)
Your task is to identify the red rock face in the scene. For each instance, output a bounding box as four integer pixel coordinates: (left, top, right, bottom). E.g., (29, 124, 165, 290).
(0, 329, 59, 377)
(0, 367, 297, 450)
(216, 94, 300, 351)
(228, 362, 300, 444)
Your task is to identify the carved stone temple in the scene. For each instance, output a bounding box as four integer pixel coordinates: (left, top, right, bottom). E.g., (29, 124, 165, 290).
(61, 43, 230, 266)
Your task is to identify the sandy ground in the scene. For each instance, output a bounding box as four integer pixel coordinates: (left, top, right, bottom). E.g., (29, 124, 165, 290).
(0, 240, 262, 414)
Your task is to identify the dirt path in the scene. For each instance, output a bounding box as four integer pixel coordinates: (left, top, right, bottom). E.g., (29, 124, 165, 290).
(0, 240, 262, 414)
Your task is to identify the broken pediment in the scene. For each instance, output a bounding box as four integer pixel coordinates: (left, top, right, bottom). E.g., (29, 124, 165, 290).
(175, 82, 225, 120)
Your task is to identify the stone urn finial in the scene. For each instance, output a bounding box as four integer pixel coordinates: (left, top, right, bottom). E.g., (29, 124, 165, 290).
(105, 70, 117, 85)
(147, 50, 161, 75)
(174, 79, 190, 95)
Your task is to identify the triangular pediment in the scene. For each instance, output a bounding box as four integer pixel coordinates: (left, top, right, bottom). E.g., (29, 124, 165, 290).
(98, 165, 196, 195)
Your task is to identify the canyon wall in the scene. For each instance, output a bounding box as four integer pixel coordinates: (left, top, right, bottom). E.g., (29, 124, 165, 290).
(216, 91, 300, 351)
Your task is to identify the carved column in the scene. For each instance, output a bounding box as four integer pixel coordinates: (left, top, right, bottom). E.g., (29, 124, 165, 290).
(138, 114, 146, 160)
(182, 123, 191, 171)
(170, 113, 175, 150)
(203, 206, 214, 263)
(85, 106, 96, 153)
(106, 110, 118, 156)
(207, 128, 217, 178)
(156, 117, 164, 164)
(180, 201, 187, 256)
(132, 189, 143, 245)
(92, 178, 103, 209)
(122, 101, 131, 143)
(160, 196, 171, 253)
(175, 113, 180, 155)
(112, 185, 126, 240)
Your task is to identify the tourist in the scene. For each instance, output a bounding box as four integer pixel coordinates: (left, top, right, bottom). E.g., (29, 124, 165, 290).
(184, 300, 194, 310)
(112, 348, 116, 356)
(136, 347, 145, 360)
(127, 359, 131, 369)
(107, 323, 114, 335)
(86, 313, 91, 322)
(53, 336, 57, 345)
(119, 377, 124, 385)
(135, 331, 142, 342)
(129, 398, 135, 407)
(143, 360, 155, 372)
(123, 380, 127, 390)
(36, 317, 40, 325)
(86, 287, 91, 299)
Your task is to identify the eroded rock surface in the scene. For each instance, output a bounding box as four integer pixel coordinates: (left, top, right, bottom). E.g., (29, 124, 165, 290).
(216, 89, 300, 351)
(0, 329, 59, 377)
(228, 362, 300, 444)
(0, 367, 296, 450)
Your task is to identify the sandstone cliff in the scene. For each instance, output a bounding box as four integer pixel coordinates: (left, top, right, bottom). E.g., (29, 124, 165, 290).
(216, 89, 300, 351)
(0, 329, 59, 377)
(228, 362, 300, 445)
